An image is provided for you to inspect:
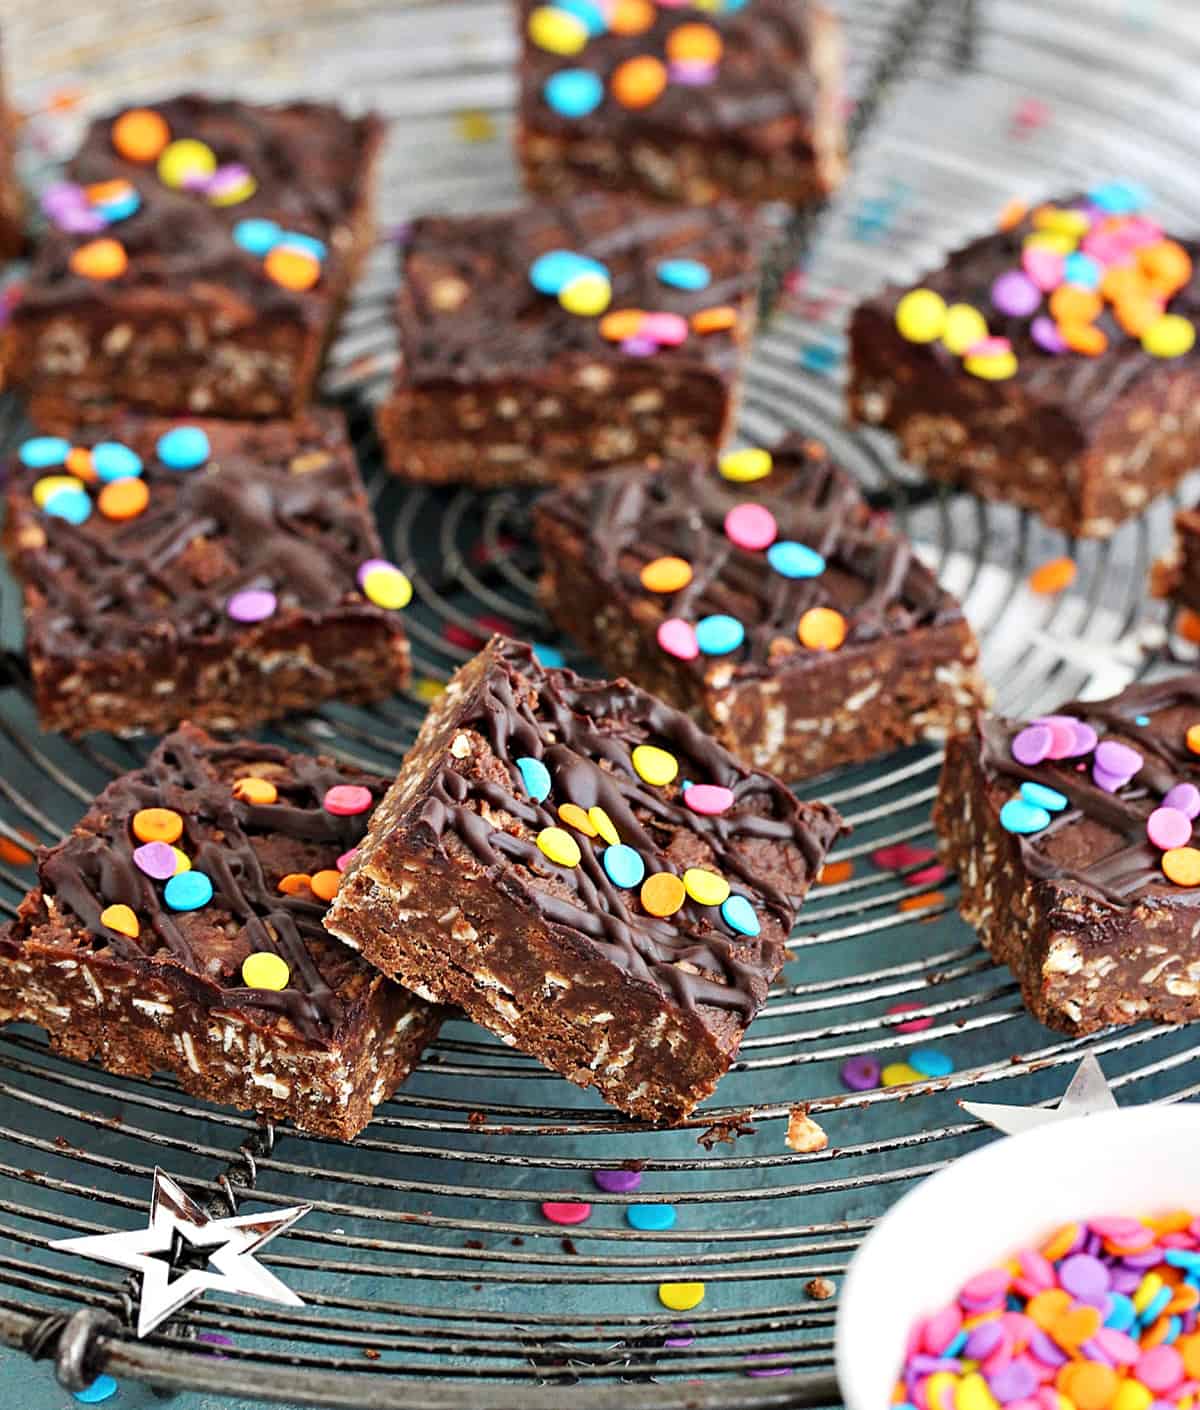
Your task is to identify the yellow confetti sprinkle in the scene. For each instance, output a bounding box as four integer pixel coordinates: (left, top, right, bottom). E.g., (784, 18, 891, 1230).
(588, 807, 619, 846)
(242, 952, 290, 990)
(941, 303, 989, 355)
(718, 447, 773, 483)
(537, 826, 581, 868)
(631, 744, 678, 787)
(100, 903, 139, 938)
(682, 867, 730, 907)
(658, 1282, 705, 1311)
(881, 1062, 924, 1087)
(894, 288, 946, 343)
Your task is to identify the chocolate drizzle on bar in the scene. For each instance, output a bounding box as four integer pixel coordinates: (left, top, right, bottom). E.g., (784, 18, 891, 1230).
(979, 675, 1200, 906)
(34, 725, 384, 1040)
(8, 414, 393, 656)
(398, 193, 760, 382)
(540, 433, 961, 672)
(17, 94, 380, 324)
(416, 638, 843, 1017)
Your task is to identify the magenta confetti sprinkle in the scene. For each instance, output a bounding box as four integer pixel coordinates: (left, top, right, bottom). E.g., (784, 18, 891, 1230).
(907, 863, 949, 887)
(541, 1201, 591, 1226)
(887, 1001, 932, 1034)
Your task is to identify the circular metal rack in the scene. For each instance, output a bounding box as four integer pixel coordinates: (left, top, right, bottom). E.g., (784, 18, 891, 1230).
(1, 1, 1199, 1405)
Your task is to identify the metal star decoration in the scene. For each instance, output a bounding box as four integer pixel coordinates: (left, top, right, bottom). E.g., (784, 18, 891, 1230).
(51, 1168, 311, 1336)
(959, 1054, 1119, 1135)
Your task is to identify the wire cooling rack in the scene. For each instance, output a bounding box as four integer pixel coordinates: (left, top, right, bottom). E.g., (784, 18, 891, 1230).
(1, 1, 1200, 1406)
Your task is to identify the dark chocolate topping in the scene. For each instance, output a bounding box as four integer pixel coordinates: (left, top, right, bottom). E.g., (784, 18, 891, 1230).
(538, 433, 962, 677)
(416, 638, 843, 1018)
(15, 94, 380, 326)
(7, 412, 397, 658)
(519, 0, 824, 143)
(869, 196, 1200, 421)
(397, 193, 761, 383)
(31, 725, 385, 1041)
(979, 674, 1200, 907)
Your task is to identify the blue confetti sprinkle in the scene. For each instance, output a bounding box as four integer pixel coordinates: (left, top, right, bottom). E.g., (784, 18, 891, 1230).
(156, 425, 211, 470)
(721, 894, 759, 936)
(532, 642, 565, 668)
(43, 488, 93, 525)
(1063, 252, 1101, 288)
(695, 614, 745, 655)
(233, 218, 283, 256)
(74, 1376, 118, 1404)
(1135, 714, 1150, 726)
(529, 250, 608, 296)
(656, 258, 711, 292)
(909, 1047, 954, 1078)
(627, 1204, 677, 1231)
(92, 441, 143, 483)
(555, 0, 607, 33)
(164, 870, 214, 912)
(96, 189, 140, 222)
(1104, 1292, 1136, 1330)
(1019, 781, 1068, 812)
(544, 69, 604, 118)
(603, 844, 645, 889)
(278, 232, 327, 262)
(1088, 180, 1148, 214)
(767, 541, 825, 579)
(19, 436, 70, 469)
(999, 798, 1050, 835)
(800, 342, 841, 374)
(516, 756, 552, 803)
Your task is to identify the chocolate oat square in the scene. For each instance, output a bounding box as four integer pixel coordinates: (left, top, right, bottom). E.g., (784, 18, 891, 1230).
(848, 186, 1200, 538)
(2, 94, 382, 426)
(936, 674, 1200, 1033)
(516, 0, 845, 207)
(3, 410, 411, 737)
(534, 433, 987, 780)
(376, 193, 762, 486)
(325, 636, 844, 1123)
(0, 724, 444, 1140)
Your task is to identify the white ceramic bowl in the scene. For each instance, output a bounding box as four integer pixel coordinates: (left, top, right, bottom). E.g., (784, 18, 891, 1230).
(836, 1105, 1200, 1410)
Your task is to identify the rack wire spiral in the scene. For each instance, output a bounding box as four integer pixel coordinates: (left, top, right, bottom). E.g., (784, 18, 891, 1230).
(0, 0, 1199, 1405)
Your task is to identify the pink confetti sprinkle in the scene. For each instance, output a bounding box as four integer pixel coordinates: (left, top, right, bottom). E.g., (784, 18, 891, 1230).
(336, 848, 358, 872)
(872, 843, 937, 870)
(323, 784, 373, 817)
(641, 312, 689, 346)
(683, 784, 734, 816)
(1147, 806, 1192, 851)
(1033, 715, 1083, 760)
(541, 1201, 591, 1226)
(1022, 246, 1064, 291)
(964, 335, 1012, 359)
(621, 335, 658, 357)
(887, 1001, 932, 1034)
(907, 863, 949, 887)
(724, 503, 778, 552)
(443, 622, 486, 651)
(657, 617, 699, 661)
(226, 588, 276, 623)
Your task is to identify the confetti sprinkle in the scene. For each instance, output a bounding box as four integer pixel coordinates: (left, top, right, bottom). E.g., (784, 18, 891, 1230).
(695, 613, 745, 655)
(818, 859, 853, 885)
(156, 425, 210, 470)
(720, 894, 759, 936)
(133, 808, 183, 844)
(604, 843, 646, 889)
(840, 1056, 881, 1091)
(798, 607, 847, 651)
(640, 556, 693, 593)
(100, 903, 139, 938)
(323, 785, 373, 817)
(541, 1201, 591, 1225)
(658, 1282, 705, 1311)
(73, 1376, 119, 1405)
(538, 827, 582, 868)
(719, 447, 773, 483)
(164, 870, 213, 912)
(658, 617, 699, 660)
(227, 588, 277, 623)
(628, 1204, 676, 1230)
(887, 1001, 932, 1034)
(112, 107, 170, 162)
(232, 777, 278, 806)
(589, 807, 620, 846)
(593, 1169, 642, 1193)
(516, 756, 552, 802)
(242, 952, 290, 990)
(682, 784, 733, 816)
(641, 871, 686, 916)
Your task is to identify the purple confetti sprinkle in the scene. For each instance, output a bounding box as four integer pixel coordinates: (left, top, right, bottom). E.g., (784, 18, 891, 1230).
(964, 1323, 1004, 1359)
(1028, 1329, 1068, 1367)
(56, 207, 107, 234)
(227, 588, 277, 623)
(664, 1323, 694, 1349)
(746, 1354, 793, 1378)
(1072, 721, 1099, 756)
(1059, 1252, 1111, 1304)
(1165, 782, 1200, 819)
(668, 60, 717, 85)
(620, 335, 658, 357)
(1093, 761, 1132, 794)
(133, 840, 179, 880)
(839, 1056, 881, 1091)
(988, 1359, 1038, 1402)
(357, 557, 395, 587)
(991, 269, 1041, 317)
(1031, 315, 1068, 353)
(1012, 723, 1052, 766)
(1095, 738, 1143, 778)
(593, 1169, 642, 1194)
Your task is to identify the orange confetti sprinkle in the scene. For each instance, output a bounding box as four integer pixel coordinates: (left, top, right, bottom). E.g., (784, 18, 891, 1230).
(610, 0, 655, 33)
(1059, 321, 1107, 356)
(798, 606, 846, 651)
(1100, 264, 1149, 303)
(0, 836, 33, 866)
(112, 107, 170, 162)
(1027, 556, 1077, 595)
(898, 891, 945, 913)
(1040, 1224, 1080, 1262)
(666, 22, 722, 64)
(997, 198, 1028, 231)
(599, 308, 646, 342)
(692, 305, 737, 335)
(98, 477, 149, 521)
(640, 556, 692, 593)
(1049, 285, 1102, 324)
(1113, 294, 1164, 337)
(1058, 1361, 1116, 1410)
(1177, 608, 1200, 644)
(1028, 1289, 1073, 1331)
(310, 869, 341, 901)
(264, 246, 320, 292)
(1189, 724, 1200, 755)
(232, 777, 279, 805)
(66, 447, 96, 482)
(278, 873, 314, 895)
(1139, 238, 1193, 295)
(132, 807, 183, 844)
(85, 179, 133, 205)
(558, 803, 597, 836)
(1163, 845, 1200, 885)
(69, 238, 127, 281)
(640, 872, 686, 917)
(818, 859, 853, 885)
(611, 55, 668, 109)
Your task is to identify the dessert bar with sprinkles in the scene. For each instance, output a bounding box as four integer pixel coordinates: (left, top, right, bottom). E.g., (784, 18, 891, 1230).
(3, 411, 411, 737)
(516, 0, 845, 207)
(2, 94, 381, 426)
(534, 433, 988, 780)
(848, 184, 1200, 539)
(377, 192, 762, 486)
(936, 673, 1200, 1034)
(324, 636, 844, 1123)
(0, 724, 444, 1140)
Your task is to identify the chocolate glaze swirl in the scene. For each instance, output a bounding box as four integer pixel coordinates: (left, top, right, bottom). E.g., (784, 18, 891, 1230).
(979, 674, 1200, 907)
(27, 724, 387, 1042)
(397, 193, 761, 383)
(5, 412, 397, 658)
(15, 94, 381, 327)
(411, 638, 844, 1017)
(538, 432, 962, 676)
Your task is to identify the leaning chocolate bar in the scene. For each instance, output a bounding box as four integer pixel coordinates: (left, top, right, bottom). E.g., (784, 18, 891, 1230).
(936, 675, 1200, 1033)
(2, 411, 411, 737)
(2, 93, 381, 425)
(325, 636, 844, 1123)
(848, 185, 1200, 538)
(535, 433, 988, 779)
(0, 725, 444, 1140)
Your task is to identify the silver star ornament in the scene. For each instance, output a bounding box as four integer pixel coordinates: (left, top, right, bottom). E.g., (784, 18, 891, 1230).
(959, 1053, 1119, 1135)
(51, 1167, 311, 1336)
